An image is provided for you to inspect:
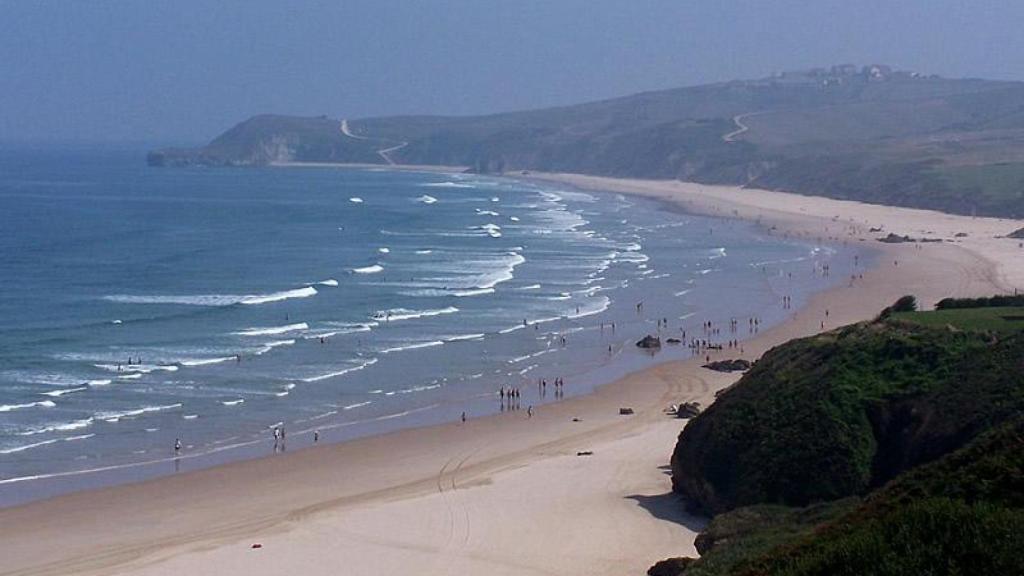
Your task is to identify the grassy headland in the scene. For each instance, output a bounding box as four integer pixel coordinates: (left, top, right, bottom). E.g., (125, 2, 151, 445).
(656, 297, 1024, 575)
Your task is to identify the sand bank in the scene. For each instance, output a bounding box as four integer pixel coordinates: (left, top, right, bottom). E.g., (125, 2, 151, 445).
(1, 176, 1020, 576)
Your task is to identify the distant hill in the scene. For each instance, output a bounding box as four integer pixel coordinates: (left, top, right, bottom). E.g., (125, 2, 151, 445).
(149, 66, 1024, 217)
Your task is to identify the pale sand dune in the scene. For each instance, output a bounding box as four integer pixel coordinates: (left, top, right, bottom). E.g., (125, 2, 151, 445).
(1, 176, 1021, 576)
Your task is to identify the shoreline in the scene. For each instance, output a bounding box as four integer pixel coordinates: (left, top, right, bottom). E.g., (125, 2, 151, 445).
(1, 175, 1020, 576)
(0, 175, 839, 507)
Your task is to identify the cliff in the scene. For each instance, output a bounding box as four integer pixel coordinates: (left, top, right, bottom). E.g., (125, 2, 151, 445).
(147, 115, 382, 167)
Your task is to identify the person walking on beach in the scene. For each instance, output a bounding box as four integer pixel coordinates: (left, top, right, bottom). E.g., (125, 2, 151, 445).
(174, 438, 181, 453)
(461, 411, 467, 423)
(527, 405, 533, 418)
(314, 430, 320, 443)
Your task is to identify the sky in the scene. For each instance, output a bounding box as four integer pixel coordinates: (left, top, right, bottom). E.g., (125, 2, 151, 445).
(2, 0, 1024, 144)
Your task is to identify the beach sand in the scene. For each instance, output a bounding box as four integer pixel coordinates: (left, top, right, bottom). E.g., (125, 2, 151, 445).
(1, 176, 1021, 576)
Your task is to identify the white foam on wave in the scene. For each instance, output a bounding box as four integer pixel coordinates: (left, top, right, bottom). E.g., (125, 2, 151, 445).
(349, 197, 364, 203)
(242, 286, 318, 305)
(117, 373, 142, 380)
(103, 286, 318, 307)
(415, 249, 433, 255)
(417, 194, 439, 203)
(476, 209, 500, 216)
(509, 216, 520, 222)
(402, 251, 525, 294)
(301, 358, 379, 383)
(617, 252, 649, 264)
(452, 287, 495, 297)
(472, 223, 502, 238)
(674, 289, 692, 297)
(352, 264, 384, 274)
(0, 438, 61, 455)
(180, 356, 236, 367)
(1, 433, 93, 456)
(445, 333, 485, 343)
(378, 247, 390, 254)
(318, 279, 339, 287)
(17, 416, 93, 436)
(372, 306, 459, 322)
(40, 386, 88, 397)
(0, 400, 57, 413)
(253, 339, 296, 355)
(344, 401, 373, 411)
(422, 182, 473, 189)
(515, 284, 541, 291)
(566, 296, 611, 320)
(97, 403, 182, 423)
(88, 379, 113, 387)
(385, 383, 442, 396)
(379, 340, 445, 354)
(234, 322, 308, 337)
(221, 399, 244, 407)
(307, 321, 377, 338)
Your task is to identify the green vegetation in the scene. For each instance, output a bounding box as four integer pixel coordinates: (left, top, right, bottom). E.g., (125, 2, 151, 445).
(671, 320, 1022, 513)
(655, 297, 1024, 575)
(733, 420, 1024, 576)
(935, 294, 1024, 309)
(676, 500, 859, 576)
(146, 115, 382, 166)
(892, 306, 1024, 334)
(934, 163, 1024, 213)
(153, 66, 1024, 217)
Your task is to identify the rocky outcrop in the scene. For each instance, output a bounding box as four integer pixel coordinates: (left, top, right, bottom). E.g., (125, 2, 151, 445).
(702, 359, 751, 372)
(647, 557, 695, 576)
(878, 232, 914, 243)
(676, 402, 702, 419)
(636, 335, 662, 349)
(1009, 227, 1024, 239)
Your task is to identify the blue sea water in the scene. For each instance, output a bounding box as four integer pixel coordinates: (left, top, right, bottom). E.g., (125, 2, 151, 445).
(0, 148, 859, 503)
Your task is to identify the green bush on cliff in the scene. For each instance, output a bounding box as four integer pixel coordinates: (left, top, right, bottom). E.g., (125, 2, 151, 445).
(671, 319, 1024, 514)
(669, 419, 1024, 576)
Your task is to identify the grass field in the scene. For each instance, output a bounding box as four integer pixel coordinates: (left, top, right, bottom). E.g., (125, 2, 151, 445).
(893, 306, 1024, 333)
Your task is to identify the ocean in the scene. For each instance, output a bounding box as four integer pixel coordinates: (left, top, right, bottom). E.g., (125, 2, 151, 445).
(0, 148, 859, 504)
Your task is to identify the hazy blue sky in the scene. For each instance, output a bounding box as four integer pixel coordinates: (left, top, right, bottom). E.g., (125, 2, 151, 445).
(2, 0, 1023, 144)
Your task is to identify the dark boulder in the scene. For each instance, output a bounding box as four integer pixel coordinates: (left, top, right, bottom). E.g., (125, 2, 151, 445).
(702, 359, 751, 372)
(636, 335, 662, 349)
(676, 402, 702, 419)
(878, 232, 914, 243)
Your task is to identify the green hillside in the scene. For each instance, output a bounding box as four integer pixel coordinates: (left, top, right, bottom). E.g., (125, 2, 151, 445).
(150, 66, 1024, 217)
(652, 299, 1024, 575)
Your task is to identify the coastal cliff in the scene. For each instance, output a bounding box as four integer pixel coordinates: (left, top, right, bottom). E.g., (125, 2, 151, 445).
(655, 299, 1024, 575)
(147, 115, 382, 167)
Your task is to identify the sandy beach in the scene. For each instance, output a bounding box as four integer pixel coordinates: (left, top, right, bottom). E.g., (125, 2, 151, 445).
(2, 175, 1021, 576)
